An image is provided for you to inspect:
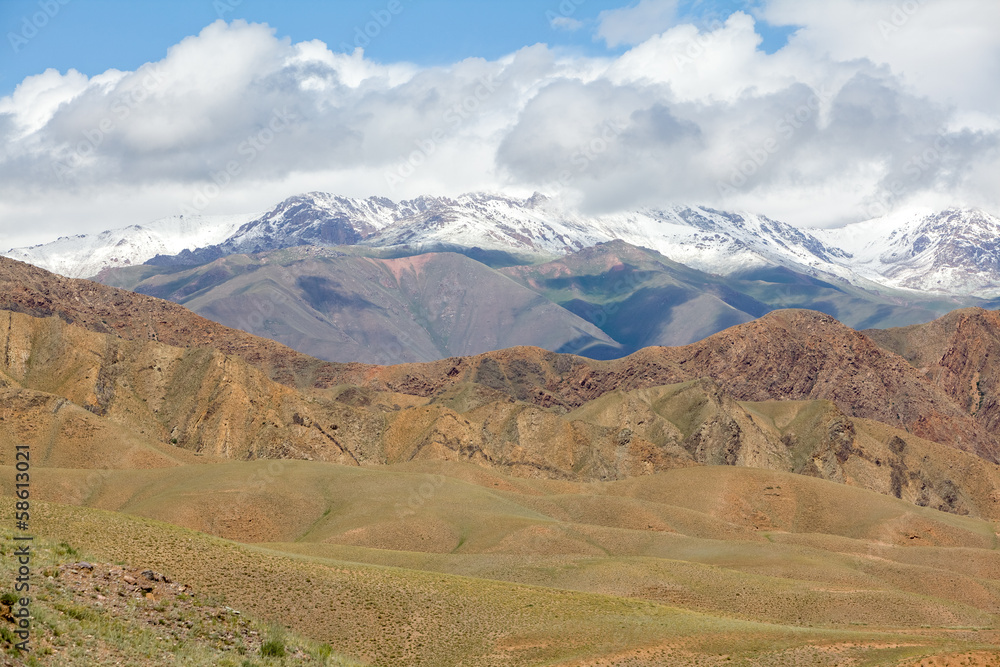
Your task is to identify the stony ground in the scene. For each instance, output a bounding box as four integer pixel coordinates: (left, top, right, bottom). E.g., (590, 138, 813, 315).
(0, 535, 361, 666)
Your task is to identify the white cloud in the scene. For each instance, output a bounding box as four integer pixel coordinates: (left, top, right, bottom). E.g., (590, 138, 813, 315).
(762, 0, 1000, 114)
(0, 68, 96, 138)
(0, 8, 998, 248)
(596, 0, 681, 48)
(550, 16, 584, 32)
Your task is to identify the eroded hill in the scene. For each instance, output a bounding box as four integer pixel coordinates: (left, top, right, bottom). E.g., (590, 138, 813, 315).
(3, 305, 1000, 522)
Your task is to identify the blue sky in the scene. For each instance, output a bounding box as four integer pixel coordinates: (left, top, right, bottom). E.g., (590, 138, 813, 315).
(1, 0, 795, 95)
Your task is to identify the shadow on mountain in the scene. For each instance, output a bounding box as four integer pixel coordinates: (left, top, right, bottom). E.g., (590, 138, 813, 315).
(372, 243, 534, 269)
(732, 265, 843, 290)
(296, 275, 380, 312)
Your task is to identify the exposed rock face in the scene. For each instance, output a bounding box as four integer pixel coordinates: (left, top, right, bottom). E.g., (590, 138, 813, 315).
(819, 207, 1000, 296)
(341, 310, 1000, 463)
(0, 255, 347, 389)
(6, 305, 998, 518)
(0, 309, 373, 465)
(867, 308, 1000, 437)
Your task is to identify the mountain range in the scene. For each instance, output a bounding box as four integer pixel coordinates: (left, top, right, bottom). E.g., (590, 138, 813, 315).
(7, 192, 1000, 299)
(4, 253, 1000, 664)
(3, 253, 999, 481)
(2, 211, 259, 279)
(6, 192, 997, 369)
(95, 238, 957, 365)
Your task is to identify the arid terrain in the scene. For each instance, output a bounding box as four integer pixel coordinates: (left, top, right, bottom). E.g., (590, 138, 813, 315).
(2, 255, 1000, 665)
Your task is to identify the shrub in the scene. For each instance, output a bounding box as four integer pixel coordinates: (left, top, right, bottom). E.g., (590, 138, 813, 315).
(260, 639, 286, 657)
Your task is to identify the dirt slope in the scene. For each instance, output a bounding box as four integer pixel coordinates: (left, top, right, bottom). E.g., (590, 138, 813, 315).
(0, 255, 345, 388)
(344, 310, 1000, 462)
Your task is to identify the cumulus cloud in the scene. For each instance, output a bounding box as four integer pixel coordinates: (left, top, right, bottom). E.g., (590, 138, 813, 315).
(0, 7, 998, 247)
(596, 0, 681, 48)
(763, 0, 1000, 115)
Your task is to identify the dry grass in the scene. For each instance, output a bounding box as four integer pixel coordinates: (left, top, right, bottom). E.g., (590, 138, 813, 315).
(3, 459, 1000, 664)
(0, 530, 361, 666)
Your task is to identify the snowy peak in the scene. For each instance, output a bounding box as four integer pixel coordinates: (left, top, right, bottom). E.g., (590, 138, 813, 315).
(2, 212, 258, 279)
(7, 190, 998, 298)
(1, 192, 863, 282)
(817, 207, 1000, 295)
(221, 192, 401, 253)
(215, 191, 555, 256)
(538, 204, 855, 279)
(363, 191, 603, 254)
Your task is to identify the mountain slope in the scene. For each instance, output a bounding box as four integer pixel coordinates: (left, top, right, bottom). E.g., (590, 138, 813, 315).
(340, 309, 1000, 463)
(817, 207, 1000, 296)
(0, 255, 348, 389)
(2, 212, 258, 279)
(103, 240, 954, 363)
(3, 254, 997, 467)
(17, 490, 1000, 666)
(4, 286, 1000, 515)
(0, 309, 371, 464)
(500, 240, 947, 352)
(109, 248, 620, 363)
(866, 307, 1000, 436)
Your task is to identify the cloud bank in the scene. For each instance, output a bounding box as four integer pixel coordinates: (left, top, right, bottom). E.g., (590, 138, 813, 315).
(1, 1, 998, 248)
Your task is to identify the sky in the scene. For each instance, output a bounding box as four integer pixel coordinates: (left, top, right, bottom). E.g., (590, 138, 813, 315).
(1, 0, 998, 248)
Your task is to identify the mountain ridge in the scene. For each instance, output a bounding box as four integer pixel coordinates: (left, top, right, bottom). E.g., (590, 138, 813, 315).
(3, 254, 998, 469)
(98, 240, 952, 365)
(8, 191, 997, 299)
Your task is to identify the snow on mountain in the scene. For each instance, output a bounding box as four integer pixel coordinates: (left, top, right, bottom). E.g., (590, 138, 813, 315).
(815, 207, 1000, 296)
(360, 192, 606, 254)
(166, 191, 851, 278)
(8, 189, 998, 298)
(3, 212, 259, 279)
(360, 192, 853, 277)
(560, 205, 853, 276)
(217, 192, 417, 253)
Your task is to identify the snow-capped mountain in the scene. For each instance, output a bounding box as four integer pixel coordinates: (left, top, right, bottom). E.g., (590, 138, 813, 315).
(182, 191, 852, 277)
(362, 192, 603, 254)
(360, 193, 855, 280)
(537, 203, 853, 276)
(210, 192, 427, 253)
(6, 190, 998, 298)
(3, 212, 259, 279)
(144, 192, 474, 266)
(815, 207, 1000, 297)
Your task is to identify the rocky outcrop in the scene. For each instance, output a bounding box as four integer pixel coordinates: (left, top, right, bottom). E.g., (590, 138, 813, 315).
(345, 310, 1000, 463)
(867, 308, 1000, 437)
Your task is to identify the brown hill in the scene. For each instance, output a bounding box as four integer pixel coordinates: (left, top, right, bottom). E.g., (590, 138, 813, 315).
(6, 258, 1000, 665)
(2, 254, 997, 468)
(5, 305, 1000, 520)
(0, 309, 369, 465)
(342, 309, 1000, 462)
(0, 255, 346, 389)
(866, 307, 1000, 435)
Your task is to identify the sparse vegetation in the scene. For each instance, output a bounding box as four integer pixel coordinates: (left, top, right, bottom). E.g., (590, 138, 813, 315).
(2, 260, 1000, 664)
(260, 639, 286, 658)
(0, 530, 363, 666)
(2, 468, 1000, 665)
